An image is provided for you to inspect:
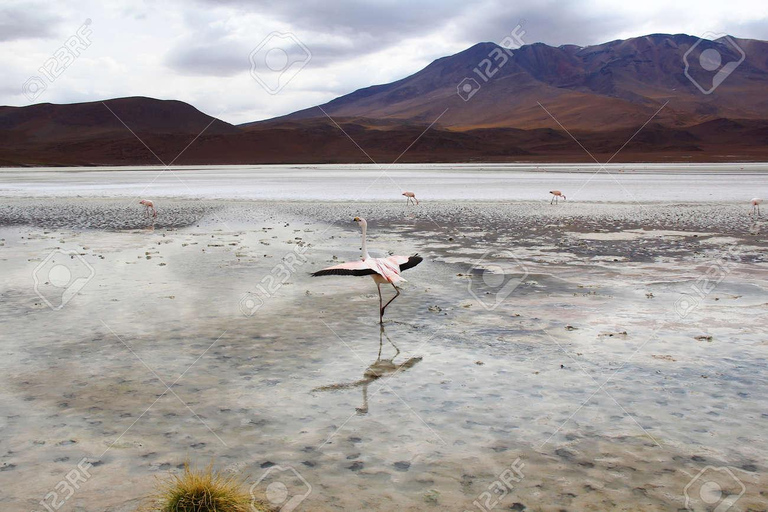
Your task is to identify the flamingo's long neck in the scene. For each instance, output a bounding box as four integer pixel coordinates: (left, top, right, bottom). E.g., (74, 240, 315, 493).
(361, 222, 370, 260)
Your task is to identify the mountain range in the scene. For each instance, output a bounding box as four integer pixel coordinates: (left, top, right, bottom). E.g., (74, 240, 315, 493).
(2, 33, 768, 166)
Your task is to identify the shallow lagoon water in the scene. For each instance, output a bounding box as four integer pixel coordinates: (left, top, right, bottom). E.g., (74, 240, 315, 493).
(0, 168, 767, 511)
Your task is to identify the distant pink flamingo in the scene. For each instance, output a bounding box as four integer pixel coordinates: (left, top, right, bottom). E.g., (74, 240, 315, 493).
(550, 190, 566, 204)
(402, 191, 419, 205)
(139, 199, 157, 218)
(752, 198, 763, 216)
(312, 217, 422, 322)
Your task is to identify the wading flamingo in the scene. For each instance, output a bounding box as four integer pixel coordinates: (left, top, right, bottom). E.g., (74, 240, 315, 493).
(402, 191, 419, 205)
(752, 198, 762, 216)
(139, 199, 157, 218)
(311, 217, 422, 323)
(550, 190, 566, 204)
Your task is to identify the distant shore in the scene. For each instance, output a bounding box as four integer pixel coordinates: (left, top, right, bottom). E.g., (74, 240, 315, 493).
(1, 164, 767, 203)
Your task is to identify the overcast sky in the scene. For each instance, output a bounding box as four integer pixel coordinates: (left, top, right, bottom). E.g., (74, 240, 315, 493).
(3, 0, 767, 124)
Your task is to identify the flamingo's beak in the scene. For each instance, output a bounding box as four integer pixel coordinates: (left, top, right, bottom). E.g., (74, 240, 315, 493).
(353, 217, 360, 222)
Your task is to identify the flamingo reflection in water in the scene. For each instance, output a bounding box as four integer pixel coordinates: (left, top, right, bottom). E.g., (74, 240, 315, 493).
(313, 325, 422, 414)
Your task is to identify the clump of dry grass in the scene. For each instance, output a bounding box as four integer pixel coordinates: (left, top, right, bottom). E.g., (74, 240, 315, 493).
(145, 462, 270, 512)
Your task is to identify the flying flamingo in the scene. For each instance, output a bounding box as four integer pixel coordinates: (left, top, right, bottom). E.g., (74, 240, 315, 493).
(549, 190, 566, 204)
(311, 217, 422, 323)
(139, 199, 157, 218)
(402, 191, 419, 205)
(751, 198, 762, 216)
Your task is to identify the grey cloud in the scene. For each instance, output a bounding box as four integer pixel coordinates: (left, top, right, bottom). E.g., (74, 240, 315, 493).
(164, 0, 469, 75)
(165, 39, 249, 76)
(202, 0, 468, 38)
(733, 17, 768, 41)
(453, 0, 628, 48)
(0, 3, 63, 42)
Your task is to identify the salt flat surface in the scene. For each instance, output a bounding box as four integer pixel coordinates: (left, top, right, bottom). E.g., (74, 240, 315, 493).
(1, 163, 767, 202)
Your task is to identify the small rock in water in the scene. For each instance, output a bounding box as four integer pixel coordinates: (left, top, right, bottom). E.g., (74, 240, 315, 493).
(475, 361, 484, 366)
(695, 335, 713, 342)
(394, 461, 411, 472)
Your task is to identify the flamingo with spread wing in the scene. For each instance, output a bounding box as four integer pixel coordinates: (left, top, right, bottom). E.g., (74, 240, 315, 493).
(312, 217, 422, 323)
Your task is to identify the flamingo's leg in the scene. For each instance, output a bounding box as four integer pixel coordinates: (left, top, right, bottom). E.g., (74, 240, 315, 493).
(380, 282, 400, 321)
(377, 283, 384, 323)
(550, 195, 554, 205)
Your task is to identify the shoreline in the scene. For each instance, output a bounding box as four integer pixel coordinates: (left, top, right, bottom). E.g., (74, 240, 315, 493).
(2, 162, 768, 172)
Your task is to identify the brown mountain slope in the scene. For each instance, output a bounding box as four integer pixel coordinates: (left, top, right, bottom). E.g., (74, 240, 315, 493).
(0, 97, 238, 140)
(4, 112, 767, 166)
(0, 97, 239, 166)
(257, 34, 768, 131)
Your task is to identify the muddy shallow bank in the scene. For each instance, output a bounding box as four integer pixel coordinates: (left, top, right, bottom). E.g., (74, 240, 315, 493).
(1, 198, 767, 511)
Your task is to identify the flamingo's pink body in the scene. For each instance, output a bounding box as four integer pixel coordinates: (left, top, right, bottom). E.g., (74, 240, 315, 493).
(312, 217, 422, 322)
(402, 191, 419, 205)
(139, 199, 157, 218)
(549, 190, 566, 204)
(752, 198, 763, 216)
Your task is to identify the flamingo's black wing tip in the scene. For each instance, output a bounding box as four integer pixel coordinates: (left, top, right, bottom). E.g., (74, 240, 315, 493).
(312, 268, 378, 277)
(400, 255, 423, 272)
